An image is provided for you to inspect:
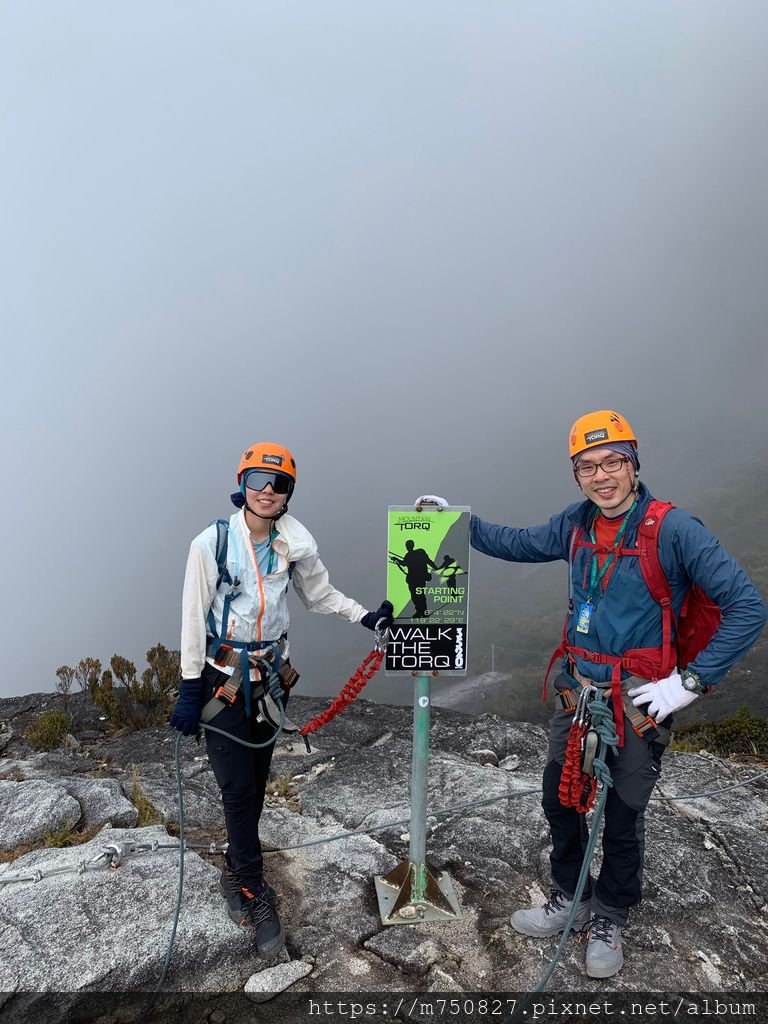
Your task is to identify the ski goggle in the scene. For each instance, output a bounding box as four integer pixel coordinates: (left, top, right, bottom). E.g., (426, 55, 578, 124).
(243, 469, 293, 494)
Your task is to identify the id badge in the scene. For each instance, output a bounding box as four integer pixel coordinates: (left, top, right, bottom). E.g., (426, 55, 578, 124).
(576, 600, 592, 634)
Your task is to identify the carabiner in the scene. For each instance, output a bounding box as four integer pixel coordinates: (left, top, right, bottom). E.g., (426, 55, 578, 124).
(374, 622, 390, 654)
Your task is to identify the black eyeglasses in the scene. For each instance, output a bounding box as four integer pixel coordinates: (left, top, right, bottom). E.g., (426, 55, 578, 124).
(574, 456, 630, 479)
(243, 469, 293, 494)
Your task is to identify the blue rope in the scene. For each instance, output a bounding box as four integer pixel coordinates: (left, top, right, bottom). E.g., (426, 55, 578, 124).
(138, 731, 186, 1022)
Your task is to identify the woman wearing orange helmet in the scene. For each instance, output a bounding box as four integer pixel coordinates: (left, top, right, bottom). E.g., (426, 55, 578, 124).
(171, 441, 392, 956)
(419, 409, 766, 978)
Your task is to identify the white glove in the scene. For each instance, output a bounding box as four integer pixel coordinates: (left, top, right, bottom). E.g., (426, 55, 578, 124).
(628, 671, 698, 719)
(413, 494, 449, 509)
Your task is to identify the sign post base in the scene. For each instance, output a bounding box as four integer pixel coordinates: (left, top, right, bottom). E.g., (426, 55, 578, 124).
(374, 860, 461, 925)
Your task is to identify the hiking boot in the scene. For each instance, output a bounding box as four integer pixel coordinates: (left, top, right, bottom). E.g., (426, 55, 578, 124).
(585, 915, 624, 978)
(229, 881, 285, 954)
(511, 890, 591, 938)
(220, 855, 278, 909)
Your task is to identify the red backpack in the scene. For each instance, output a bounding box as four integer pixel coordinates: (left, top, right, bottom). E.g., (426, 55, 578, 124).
(636, 501, 721, 669)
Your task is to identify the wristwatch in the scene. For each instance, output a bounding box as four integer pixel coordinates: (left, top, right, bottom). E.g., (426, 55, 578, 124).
(681, 668, 707, 695)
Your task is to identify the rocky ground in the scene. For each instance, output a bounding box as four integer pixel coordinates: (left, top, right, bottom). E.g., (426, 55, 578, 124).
(1, 690, 767, 1023)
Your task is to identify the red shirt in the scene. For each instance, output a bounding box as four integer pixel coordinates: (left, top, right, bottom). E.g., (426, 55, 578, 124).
(593, 513, 625, 590)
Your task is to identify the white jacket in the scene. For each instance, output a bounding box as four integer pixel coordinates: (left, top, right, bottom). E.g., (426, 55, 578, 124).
(181, 510, 367, 679)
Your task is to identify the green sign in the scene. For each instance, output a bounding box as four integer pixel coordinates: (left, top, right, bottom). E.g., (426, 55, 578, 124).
(385, 506, 470, 675)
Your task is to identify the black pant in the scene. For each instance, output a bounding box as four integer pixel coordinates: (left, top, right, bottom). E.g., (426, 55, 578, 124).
(543, 676, 666, 925)
(202, 662, 289, 889)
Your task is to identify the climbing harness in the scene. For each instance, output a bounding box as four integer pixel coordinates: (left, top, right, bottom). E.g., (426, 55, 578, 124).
(565, 659, 666, 744)
(200, 647, 302, 746)
(200, 621, 390, 757)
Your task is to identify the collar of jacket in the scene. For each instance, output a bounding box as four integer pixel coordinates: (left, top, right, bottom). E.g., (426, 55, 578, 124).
(239, 510, 316, 563)
(566, 480, 654, 531)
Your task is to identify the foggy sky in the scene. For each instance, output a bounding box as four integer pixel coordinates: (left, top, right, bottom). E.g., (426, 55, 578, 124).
(2, 2, 768, 702)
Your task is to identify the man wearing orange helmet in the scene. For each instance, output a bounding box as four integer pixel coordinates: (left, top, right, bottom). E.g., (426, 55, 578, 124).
(421, 411, 766, 978)
(170, 442, 392, 956)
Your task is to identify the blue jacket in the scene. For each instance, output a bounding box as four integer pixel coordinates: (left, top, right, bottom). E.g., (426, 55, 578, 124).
(470, 483, 767, 687)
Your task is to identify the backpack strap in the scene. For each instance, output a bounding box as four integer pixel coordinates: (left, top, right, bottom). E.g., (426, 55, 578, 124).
(636, 500, 677, 678)
(567, 525, 582, 609)
(213, 518, 232, 590)
(207, 519, 239, 668)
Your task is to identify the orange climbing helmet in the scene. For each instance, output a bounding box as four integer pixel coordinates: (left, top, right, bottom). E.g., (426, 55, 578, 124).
(237, 442, 297, 485)
(568, 411, 637, 460)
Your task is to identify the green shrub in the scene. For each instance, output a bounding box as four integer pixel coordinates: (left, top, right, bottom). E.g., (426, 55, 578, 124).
(673, 706, 768, 757)
(43, 824, 76, 848)
(130, 768, 161, 826)
(43, 824, 101, 849)
(74, 657, 103, 699)
(55, 666, 75, 713)
(267, 774, 296, 799)
(91, 668, 122, 721)
(24, 709, 71, 751)
(89, 645, 181, 731)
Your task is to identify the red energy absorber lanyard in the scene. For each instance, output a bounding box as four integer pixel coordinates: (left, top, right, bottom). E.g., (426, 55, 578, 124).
(558, 721, 597, 813)
(299, 649, 385, 742)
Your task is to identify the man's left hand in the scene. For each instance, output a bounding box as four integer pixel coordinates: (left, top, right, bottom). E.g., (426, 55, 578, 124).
(361, 601, 394, 631)
(628, 671, 698, 719)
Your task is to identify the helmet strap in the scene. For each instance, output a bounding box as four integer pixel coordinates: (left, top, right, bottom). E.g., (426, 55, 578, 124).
(245, 499, 279, 519)
(243, 497, 289, 524)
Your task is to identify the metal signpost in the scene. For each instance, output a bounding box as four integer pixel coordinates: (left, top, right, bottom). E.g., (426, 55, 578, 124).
(374, 502, 470, 926)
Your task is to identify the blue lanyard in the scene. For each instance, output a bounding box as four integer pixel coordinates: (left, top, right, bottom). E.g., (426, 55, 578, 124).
(266, 528, 277, 576)
(587, 499, 637, 597)
(252, 530, 277, 577)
